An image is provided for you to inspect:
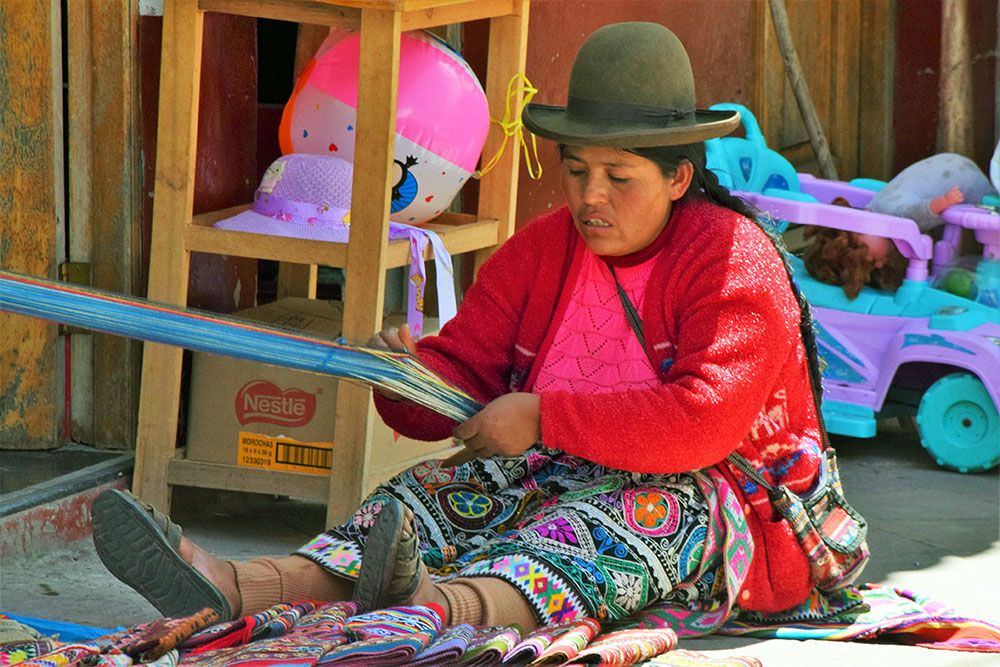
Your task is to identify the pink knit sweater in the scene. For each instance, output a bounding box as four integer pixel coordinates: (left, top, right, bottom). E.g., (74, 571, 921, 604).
(533, 250, 659, 394)
(374, 197, 822, 612)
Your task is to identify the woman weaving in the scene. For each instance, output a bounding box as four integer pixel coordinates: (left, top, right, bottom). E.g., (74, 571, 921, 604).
(94, 23, 831, 632)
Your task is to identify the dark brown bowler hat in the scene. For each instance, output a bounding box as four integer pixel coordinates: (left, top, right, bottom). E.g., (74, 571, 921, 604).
(522, 22, 739, 147)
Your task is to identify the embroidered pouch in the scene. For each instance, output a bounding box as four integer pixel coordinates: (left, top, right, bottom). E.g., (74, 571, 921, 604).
(767, 448, 870, 591)
(728, 446, 870, 592)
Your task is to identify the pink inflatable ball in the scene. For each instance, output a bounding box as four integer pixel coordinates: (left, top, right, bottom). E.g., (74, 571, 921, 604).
(279, 29, 490, 225)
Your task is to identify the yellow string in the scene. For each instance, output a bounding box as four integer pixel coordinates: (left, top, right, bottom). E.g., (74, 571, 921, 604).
(475, 73, 543, 181)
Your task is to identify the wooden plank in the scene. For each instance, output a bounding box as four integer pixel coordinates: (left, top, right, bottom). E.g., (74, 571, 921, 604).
(473, 0, 529, 272)
(749, 0, 768, 119)
(186, 214, 497, 268)
(299, 0, 499, 11)
(133, 0, 203, 510)
(167, 459, 330, 498)
(780, 0, 827, 151)
(938, 0, 974, 155)
(189, 203, 251, 225)
(199, 0, 360, 28)
(191, 205, 477, 228)
(0, 0, 63, 450)
(89, 0, 143, 450)
(756, 0, 782, 147)
(830, 0, 861, 177)
(66, 0, 96, 445)
(327, 7, 402, 526)
(203, 0, 517, 21)
(398, 0, 507, 12)
(757, 0, 863, 176)
(780, 142, 821, 173)
(857, 0, 894, 180)
(762, 0, 820, 154)
(401, 0, 517, 31)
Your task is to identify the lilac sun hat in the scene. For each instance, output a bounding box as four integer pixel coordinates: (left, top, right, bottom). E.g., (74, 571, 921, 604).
(215, 153, 353, 240)
(214, 153, 457, 338)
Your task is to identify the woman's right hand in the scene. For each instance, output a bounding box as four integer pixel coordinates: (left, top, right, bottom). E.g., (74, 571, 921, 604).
(367, 323, 419, 401)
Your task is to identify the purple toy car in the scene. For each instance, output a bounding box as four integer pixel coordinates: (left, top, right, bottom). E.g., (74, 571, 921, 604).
(742, 184, 999, 473)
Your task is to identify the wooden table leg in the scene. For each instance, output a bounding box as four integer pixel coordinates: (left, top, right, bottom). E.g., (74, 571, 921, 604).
(324, 8, 401, 527)
(132, 0, 203, 510)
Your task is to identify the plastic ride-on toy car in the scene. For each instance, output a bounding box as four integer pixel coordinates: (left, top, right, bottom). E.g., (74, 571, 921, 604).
(706, 104, 1000, 473)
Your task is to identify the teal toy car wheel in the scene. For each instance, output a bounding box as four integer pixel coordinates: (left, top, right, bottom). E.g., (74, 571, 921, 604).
(916, 373, 999, 473)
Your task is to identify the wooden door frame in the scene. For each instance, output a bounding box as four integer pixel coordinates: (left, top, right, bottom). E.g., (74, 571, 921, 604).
(0, 0, 64, 449)
(66, 0, 143, 449)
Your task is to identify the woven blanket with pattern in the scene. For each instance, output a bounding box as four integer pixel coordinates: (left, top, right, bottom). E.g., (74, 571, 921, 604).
(718, 584, 1000, 653)
(3, 585, 997, 666)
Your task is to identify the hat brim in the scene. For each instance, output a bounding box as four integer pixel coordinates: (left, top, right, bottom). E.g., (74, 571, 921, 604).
(214, 210, 350, 243)
(522, 104, 740, 148)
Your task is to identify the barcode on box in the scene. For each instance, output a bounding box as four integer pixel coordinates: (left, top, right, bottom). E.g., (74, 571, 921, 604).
(275, 442, 333, 470)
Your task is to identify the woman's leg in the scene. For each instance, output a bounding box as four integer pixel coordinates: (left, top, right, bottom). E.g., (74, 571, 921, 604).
(367, 472, 721, 629)
(366, 507, 539, 631)
(92, 489, 357, 621)
(188, 519, 537, 628)
(230, 554, 353, 616)
(432, 577, 539, 632)
(171, 536, 355, 618)
(178, 536, 241, 614)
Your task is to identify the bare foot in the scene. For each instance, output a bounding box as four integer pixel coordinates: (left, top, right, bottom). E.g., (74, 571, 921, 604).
(179, 537, 242, 618)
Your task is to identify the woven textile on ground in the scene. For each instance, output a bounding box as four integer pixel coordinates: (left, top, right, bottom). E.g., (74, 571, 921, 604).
(5, 585, 999, 666)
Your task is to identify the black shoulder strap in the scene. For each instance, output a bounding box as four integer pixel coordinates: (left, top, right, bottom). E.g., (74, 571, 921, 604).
(608, 265, 650, 358)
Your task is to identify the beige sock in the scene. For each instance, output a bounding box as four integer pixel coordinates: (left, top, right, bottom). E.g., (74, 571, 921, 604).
(438, 576, 538, 632)
(231, 555, 353, 615)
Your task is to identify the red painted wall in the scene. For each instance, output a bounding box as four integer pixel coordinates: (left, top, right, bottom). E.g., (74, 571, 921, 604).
(967, 0, 998, 169)
(894, 0, 997, 173)
(893, 0, 940, 173)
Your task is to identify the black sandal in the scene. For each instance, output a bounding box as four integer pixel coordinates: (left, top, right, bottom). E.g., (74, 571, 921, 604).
(91, 489, 232, 620)
(352, 498, 422, 611)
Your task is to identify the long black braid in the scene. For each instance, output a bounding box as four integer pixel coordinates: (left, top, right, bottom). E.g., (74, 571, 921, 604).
(628, 144, 830, 435)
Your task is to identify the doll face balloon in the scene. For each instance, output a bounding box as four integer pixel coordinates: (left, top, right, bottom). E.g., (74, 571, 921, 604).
(280, 29, 490, 224)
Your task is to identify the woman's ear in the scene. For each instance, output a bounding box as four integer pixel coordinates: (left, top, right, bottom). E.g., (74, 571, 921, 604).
(668, 161, 695, 201)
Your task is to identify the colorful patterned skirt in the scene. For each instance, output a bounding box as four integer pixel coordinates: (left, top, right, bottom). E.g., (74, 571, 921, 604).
(297, 447, 753, 628)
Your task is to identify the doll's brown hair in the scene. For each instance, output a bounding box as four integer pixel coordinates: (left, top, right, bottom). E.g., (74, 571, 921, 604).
(802, 227, 908, 299)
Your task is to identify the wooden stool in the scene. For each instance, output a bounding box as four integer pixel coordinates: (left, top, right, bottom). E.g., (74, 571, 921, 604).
(134, 0, 529, 526)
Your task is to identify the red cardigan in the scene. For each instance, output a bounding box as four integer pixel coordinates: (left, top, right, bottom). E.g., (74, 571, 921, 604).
(375, 197, 823, 612)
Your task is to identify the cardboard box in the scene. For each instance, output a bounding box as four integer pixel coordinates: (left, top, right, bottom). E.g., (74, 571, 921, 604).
(186, 297, 454, 484)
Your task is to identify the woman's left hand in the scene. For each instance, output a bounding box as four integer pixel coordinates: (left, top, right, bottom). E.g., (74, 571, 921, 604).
(453, 392, 541, 458)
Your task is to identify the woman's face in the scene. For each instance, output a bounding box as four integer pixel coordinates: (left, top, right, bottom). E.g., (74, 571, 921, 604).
(560, 146, 691, 256)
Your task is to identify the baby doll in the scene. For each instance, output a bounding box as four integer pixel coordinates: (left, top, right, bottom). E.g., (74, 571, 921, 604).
(803, 152, 997, 299)
(802, 226, 908, 299)
(866, 153, 995, 231)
